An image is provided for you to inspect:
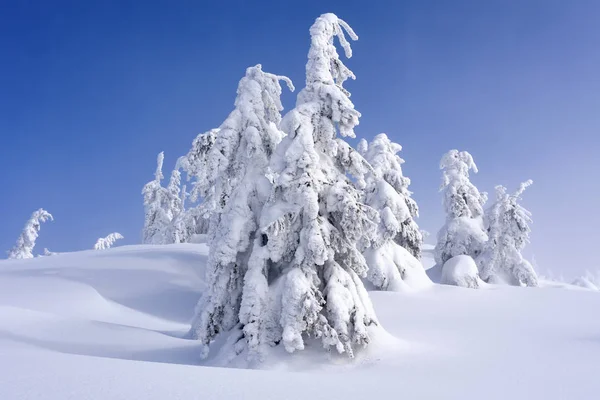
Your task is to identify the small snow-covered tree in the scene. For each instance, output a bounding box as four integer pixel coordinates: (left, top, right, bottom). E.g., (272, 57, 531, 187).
(358, 134, 427, 290)
(190, 64, 294, 357)
(359, 134, 422, 257)
(8, 209, 53, 259)
(234, 14, 378, 359)
(477, 180, 538, 286)
(94, 232, 124, 250)
(43, 248, 57, 256)
(176, 129, 219, 239)
(142, 152, 171, 244)
(435, 150, 488, 265)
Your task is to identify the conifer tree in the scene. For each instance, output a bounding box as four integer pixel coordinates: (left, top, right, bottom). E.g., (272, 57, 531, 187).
(142, 152, 171, 244)
(8, 209, 53, 259)
(177, 129, 219, 238)
(189, 64, 294, 357)
(358, 134, 427, 290)
(435, 150, 488, 265)
(478, 180, 538, 286)
(238, 13, 378, 359)
(359, 134, 423, 258)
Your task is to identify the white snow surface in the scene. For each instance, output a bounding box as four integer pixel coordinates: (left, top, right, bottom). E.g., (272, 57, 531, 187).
(1, 244, 599, 399)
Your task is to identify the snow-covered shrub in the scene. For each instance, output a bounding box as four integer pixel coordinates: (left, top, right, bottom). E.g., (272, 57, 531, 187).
(189, 64, 293, 358)
(358, 134, 428, 290)
(435, 150, 488, 265)
(8, 209, 53, 259)
(477, 181, 538, 287)
(94, 232, 124, 250)
(441, 255, 483, 289)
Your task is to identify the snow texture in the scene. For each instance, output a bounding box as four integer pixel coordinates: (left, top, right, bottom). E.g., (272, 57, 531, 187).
(7, 208, 53, 259)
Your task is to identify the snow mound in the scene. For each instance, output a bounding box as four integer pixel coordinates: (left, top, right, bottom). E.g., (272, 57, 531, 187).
(364, 242, 433, 292)
(441, 255, 483, 289)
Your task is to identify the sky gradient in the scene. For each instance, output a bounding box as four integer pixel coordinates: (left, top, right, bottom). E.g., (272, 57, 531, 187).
(1, 0, 598, 278)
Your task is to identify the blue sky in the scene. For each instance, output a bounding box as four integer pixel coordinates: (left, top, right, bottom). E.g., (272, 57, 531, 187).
(1, 1, 598, 277)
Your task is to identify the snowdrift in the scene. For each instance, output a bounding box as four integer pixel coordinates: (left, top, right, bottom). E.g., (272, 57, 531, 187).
(1, 244, 600, 399)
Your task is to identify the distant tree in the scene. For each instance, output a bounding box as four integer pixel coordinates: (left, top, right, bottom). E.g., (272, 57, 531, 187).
(8, 209, 53, 259)
(435, 150, 488, 265)
(42, 248, 58, 256)
(142, 152, 171, 244)
(477, 180, 538, 286)
(189, 64, 293, 359)
(94, 232, 124, 250)
(177, 129, 219, 238)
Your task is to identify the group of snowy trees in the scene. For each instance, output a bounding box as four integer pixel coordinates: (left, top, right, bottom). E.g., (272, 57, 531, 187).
(136, 13, 541, 361)
(2, 12, 541, 363)
(140, 14, 427, 360)
(435, 150, 538, 287)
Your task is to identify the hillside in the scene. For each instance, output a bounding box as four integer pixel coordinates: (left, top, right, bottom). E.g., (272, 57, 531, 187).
(1, 244, 599, 399)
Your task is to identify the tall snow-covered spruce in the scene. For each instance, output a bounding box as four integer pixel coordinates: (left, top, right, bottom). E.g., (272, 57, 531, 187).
(7, 209, 53, 259)
(435, 150, 488, 266)
(477, 180, 538, 286)
(242, 13, 377, 359)
(189, 64, 294, 358)
(191, 14, 380, 361)
(358, 134, 428, 291)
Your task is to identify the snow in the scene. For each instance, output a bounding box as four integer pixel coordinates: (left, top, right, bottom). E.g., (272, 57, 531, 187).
(441, 254, 483, 288)
(1, 244, 600, 399)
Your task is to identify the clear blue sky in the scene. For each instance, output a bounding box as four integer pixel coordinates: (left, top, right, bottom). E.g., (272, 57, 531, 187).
(1, 1, 598, 277)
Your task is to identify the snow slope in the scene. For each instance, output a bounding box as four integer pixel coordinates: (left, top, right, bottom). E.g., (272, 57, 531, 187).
(1, 244, 599, 399)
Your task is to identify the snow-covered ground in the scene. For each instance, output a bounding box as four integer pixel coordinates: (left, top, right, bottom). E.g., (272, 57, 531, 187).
(1, 244, 599, 399)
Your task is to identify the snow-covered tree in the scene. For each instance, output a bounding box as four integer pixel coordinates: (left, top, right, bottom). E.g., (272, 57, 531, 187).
(42, 248, 57, 256)
(8, 209, 53, 259)
(477, 180, 538, 286)
(358, 134, 427, 290)
(176, 129, 219, 239)
(435, 150, 488, 265)
(190, 64, 294, 357)
(94, 232, 124, 250)
(232, 14, 378, 360)
(142, 152, 172, 244)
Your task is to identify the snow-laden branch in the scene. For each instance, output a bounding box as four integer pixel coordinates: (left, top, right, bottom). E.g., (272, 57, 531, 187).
(94, 232, 124, 250)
